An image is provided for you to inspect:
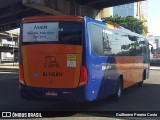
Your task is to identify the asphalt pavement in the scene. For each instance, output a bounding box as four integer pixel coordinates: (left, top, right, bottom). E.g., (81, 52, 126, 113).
(0, 70, 160, 119)
(0, 64, 160, 119)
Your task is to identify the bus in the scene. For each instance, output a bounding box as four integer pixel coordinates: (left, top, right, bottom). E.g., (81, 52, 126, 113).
(19, 16, 152, 102)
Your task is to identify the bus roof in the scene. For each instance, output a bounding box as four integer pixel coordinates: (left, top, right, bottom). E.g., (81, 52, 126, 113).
(105, 21, 147, 39)
(22, 15, 147, 39)
(94, 17, 147, 39)
(22, 16, 83, 23)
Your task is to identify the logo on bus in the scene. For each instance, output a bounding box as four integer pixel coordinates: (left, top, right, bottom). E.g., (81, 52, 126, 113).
(44, 56, 60, 68)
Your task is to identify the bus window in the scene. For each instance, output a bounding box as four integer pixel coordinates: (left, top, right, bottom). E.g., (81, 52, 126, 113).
(119, 33, 143, 56)
(89, 23, 103, 56)
(139, 38, 150, 62)
(59, 22, 82, 45)
(109, 31, 121, 55)
(102, 28, 113, 56)
(22, 21, 82, 45)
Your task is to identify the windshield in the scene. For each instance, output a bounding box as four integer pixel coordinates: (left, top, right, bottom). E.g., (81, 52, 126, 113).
(22, 21, 82, 45)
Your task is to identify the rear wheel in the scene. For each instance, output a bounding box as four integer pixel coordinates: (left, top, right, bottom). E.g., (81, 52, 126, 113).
(113, 78, 123, 101)
(138, 71, 145, 87)
(138, 80, 143, 87)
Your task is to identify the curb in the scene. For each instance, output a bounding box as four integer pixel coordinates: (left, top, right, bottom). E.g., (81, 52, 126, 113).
(150, 66, 160, 71)
(0, 68, 19, 72)
(150, 69, 160, 71)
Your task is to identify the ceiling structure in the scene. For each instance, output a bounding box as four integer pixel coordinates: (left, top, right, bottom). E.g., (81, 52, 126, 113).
(0, 0, 146, 31)
(76, 0, 145, 9)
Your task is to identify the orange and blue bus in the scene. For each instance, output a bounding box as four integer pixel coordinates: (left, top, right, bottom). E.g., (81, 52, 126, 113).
(19, 16, 151, 102)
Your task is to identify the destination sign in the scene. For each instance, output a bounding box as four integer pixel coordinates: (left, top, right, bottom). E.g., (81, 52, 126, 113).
(23, 22, 59, 42)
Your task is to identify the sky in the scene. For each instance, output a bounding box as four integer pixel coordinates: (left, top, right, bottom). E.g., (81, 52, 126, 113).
(147, 0, 160, 36)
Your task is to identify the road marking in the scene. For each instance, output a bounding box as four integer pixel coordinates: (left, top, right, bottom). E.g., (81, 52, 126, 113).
(0, 74, 18, 81)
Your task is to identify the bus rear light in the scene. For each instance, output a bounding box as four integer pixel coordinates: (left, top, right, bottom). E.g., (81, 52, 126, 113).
(78, 66, 88, 87)
(19, 64, 25, 85)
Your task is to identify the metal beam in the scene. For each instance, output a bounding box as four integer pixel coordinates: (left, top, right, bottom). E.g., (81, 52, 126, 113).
(0, 3, 47, 32)
(23, 0, 66, 15)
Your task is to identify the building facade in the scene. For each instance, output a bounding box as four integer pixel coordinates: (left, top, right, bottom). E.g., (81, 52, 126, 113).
(113, 1, 148, 21)
(148, 35, 160, 59)
(96, 8, 111, 19)
(113, 1, 148, 35)
(148, 35, 157, 49)
(154, 36, 160, 48)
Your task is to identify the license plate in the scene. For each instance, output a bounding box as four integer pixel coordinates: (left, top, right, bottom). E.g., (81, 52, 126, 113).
(45, 91, 58, 96)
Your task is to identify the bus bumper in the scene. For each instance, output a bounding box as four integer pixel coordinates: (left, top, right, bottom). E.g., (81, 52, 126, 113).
(19, 84, 87, 102)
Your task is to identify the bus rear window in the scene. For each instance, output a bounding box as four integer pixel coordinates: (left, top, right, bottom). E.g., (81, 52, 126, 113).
(22, 21, 82, 45)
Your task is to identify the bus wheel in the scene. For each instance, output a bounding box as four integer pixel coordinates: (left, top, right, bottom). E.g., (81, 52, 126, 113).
(138, 72, 145, 87)
(138, 80, 143, 87)
(113, 78, 123, 101)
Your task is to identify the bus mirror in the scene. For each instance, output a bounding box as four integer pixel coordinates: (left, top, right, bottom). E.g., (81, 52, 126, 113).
(151, 47, 154, 54)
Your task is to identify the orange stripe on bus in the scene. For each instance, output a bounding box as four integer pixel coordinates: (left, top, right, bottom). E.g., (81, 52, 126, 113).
(115, 56, 144, 88)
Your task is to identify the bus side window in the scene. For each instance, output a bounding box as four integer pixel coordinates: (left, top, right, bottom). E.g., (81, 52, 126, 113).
(117, 32, 130, 56)
(139, 38, 149, 62)
(102, 29, 121, 56)
(89, 23, 103, 56)
(128, 36, 140, 56)
(120, 34, 141, 56)
(103, 29, 112, 56)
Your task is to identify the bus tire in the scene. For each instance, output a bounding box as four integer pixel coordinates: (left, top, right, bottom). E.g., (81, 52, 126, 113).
(138, 71, 145, 87)
(138, 80, 143, 87)
(113, 78, 123, 101)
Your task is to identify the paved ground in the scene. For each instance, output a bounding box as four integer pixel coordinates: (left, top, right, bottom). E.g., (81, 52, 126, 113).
(0, 70, 160, 120)
(0, 63, 160, 119)
(150, 66, 160, 70)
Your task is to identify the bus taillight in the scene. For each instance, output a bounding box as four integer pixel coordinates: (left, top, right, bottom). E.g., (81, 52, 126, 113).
(78, 66, 88, 87)
(19, 64, 25, 85)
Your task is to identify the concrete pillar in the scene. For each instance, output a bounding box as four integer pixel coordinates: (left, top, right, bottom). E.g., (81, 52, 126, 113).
(23, 0, 99, 18)
(96, 8, 110, 19)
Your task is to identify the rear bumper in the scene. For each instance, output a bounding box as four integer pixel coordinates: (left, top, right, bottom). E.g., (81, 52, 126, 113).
(19, 84, 86, 102)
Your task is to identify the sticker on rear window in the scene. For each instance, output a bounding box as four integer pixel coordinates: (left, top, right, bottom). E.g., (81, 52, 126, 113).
(67, 54, 76, 61)
(67, 54, 76, 67)
(67, 61, 76, 67)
